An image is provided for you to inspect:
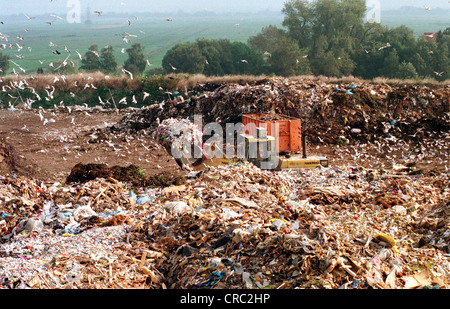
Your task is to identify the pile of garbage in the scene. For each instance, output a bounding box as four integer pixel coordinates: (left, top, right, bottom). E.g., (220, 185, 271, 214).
(1, 160, 449, 289)
(1, 77, 449, 289)
(152, 118, 204, 168)
(109, 78, 449, 146)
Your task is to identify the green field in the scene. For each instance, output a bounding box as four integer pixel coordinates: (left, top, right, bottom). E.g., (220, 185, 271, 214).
(1, 9, 448, 76)
(0, 12, 283, 75)
(380, 9, 450, 36)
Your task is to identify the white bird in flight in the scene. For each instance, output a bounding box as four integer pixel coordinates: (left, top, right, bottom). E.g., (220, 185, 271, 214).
(24, 14, 35, 20)
(121, 68, 133, 79)
(378, 42, 391, 50)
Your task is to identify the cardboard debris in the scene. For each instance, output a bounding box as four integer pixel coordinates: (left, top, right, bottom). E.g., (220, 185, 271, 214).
(1, 159, 449, 289)
(1, 77, 449, 289)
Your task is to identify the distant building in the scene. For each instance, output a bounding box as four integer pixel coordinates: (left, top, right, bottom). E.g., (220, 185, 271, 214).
(423, 32, 438, 41)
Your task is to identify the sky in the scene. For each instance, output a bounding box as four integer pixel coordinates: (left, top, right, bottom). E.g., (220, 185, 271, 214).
(1, 0, 449, 15)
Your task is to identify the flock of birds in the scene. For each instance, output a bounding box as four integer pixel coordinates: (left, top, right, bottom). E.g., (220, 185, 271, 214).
(0, 0, 188, 117)
(0, 12, 166, 76)
(0, 1, 446, 109)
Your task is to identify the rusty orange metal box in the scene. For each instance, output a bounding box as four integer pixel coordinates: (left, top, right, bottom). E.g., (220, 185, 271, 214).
(242, 114, 302, 153)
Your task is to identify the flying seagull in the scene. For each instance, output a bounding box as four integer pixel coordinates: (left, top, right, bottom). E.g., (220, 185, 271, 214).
(24, 14, 35, 20)
(378, 42, 391, 50)
(121, 68, 133, 79)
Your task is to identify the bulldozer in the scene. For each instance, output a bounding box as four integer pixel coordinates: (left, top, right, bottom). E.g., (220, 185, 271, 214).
(185, 114, 329, 171)
(190, 126, 328, 171)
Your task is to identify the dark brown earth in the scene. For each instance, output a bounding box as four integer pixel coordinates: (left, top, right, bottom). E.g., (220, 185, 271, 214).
(0, 108, 182, 183)
(0, 100, 448, 185)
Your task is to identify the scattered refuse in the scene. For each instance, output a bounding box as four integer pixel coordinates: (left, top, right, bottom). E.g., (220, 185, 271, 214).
(0, 77, 449, 289)
(1, 159, 449, 289)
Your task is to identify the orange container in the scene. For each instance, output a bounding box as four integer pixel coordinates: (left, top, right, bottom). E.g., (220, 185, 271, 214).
(242, 114, 302, 153)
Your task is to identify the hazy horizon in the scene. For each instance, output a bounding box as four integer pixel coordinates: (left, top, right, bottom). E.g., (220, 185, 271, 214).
(2, 0, 449, 16)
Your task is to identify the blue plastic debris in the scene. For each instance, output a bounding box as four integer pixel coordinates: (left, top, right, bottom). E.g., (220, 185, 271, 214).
(201, 271, 225, 289)
(136, 196, 152, 204)
(129, 189, 152, 205)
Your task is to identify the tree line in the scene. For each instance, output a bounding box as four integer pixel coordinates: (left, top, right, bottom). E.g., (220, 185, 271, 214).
(0, 0, 448, 81)
(161, 0, 449, 81)
(0, 43, 148, 78)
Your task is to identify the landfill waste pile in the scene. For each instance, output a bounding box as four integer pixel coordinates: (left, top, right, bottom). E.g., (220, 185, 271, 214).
(0, 77, 449, 289)
(152, 118, 204, 168)
(0, 161, 449, 289)
(110, 78, 449, 146)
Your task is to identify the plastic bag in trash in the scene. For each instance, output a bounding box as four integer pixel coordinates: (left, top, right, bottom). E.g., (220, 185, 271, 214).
(164, 201, 192, 215)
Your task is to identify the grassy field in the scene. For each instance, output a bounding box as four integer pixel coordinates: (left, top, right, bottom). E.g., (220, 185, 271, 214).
(0, 8, 448, 76)
(380, 9, 450, 35)
(1, 12, 283, 75)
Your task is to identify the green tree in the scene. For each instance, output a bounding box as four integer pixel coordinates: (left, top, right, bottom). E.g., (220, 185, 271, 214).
(397, 61, 418, 79)
(271, 36, 311, 76)
(195, 38, 233, 76)
(162, 42, 205, 74)
(352, 22, 389, 79)
(380, 49, 400, 78)
(79, 45, 101, 72)
(248, 25, 289, 74)
(431, 31, 450, 81)
(412, 38, 437, 78)
(145, 67, 164, 76)
(281, 0, 366, 77)
(310, 0, 365, 76)
(249, 30, 312, 76)
(100, 46, 117, 73)
(282, 0, 314, 48)
(383, 26, 417, 64)
(229, 41, 265, 75)
(0, 52, 11, 76)
(124, 43, 146, 76)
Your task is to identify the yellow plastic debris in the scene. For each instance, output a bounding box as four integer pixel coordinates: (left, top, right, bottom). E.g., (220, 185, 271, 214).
(374, 232, 399, 254)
